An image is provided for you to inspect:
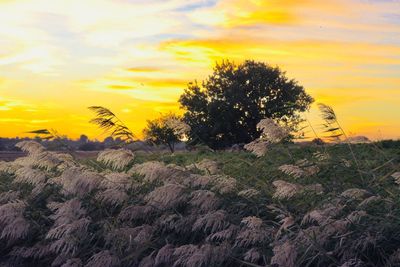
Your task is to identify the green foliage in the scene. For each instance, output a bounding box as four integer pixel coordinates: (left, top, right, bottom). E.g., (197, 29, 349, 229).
(179, 60, 314, 149)
(143, 113, 183, 153)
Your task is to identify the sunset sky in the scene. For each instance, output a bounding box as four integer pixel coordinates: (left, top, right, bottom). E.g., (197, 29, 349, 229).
(0, 0, 399, 140)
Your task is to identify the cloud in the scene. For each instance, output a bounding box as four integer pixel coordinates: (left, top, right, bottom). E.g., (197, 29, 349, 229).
(126, 67, 163, 73)
(189, 0, 351, 27)
(0, 0, 399, 139)
(108, 85, 134, 90)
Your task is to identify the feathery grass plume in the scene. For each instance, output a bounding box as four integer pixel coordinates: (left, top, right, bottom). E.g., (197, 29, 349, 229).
(0, 191, 20, 204)
(243, 248, 261, 264)
(47, 198, 86, 226)
(166, 163, 186, 171)
(302, 203, 344, 225)
(171, 244, 198, 266)
(318, 103, 343, 141)
(61, 258, 83, 267)
(95, 188, 128, 206)
(296, 219, 349, 247)
(257, 118, 288, 143)
(206, 225, 239, 243)
(173, 243, 231, 267)
(272, 180, 302, 200)
(165, 117, 191, 136)
(184, 174, 213, 188)
(118, 205, 156, 222)
(304, 164, 320, 176)
(15, 141, 67, 170)
(46, 211, 90, 256)
(303, 183, 324, 195)
(0, 161, 17, 174)
(101, 172, 135, 190)
(358, 195, 382, 208)
(55, 153, 77, 171)
(346, 210, 367, 224)
(237, 188, 260, 199)
(26, 128, 54, 139)
(341, 159, 352, 168)
(51, 254, 77, 266)
(241, 216, 263, 229)
(89, 106, 135, 143)
(0, 201, 30, 244)
(278, 164, 304, 178)
(85, 250, 120, 267)
(1, 216, 30, 244)
(271, 241, 297, 267)
(313, 151, 330, 161)
(46, 217, 90, 240)
(54, 167, 102, 197)
(156, 214, 198, 235)
(155, 244, 175, 266)
(295, 158, 310, 167)
(192, 210, 229, 233)
(339, 259, 365, 267)
(14, 150, 68, 171)
(296, 159, 320, 176)
(10, 244, 52, 260)
(139, 254, 155, 267)
(276, 216, 295, 239)
(185, 243, 231, 267)
(129, 161, 183, 183)
(97, 148, 135, 170)
(391, 172, 400, 185)
(33, 151, 63, 171)
(389, 249, 400, 266)
(244, 139, 268, 157)
(31, 182, 47, 198)
(15, 140, 45, 154)
(211, 175, 237, 194)
(319, 103, 365, 181)
(49, 236, 79, 256)
(187, 158, 220, 175)
(106, 226, 153, 251)
(145, 184, 187, 209)
(131, 225, 154, 244)
(189, 190, 220, 212)
(12, 156, 35, 168)
(236, 216, 270, 247)
(107, 225, 153, 251)
(340, 188, 371, 200)
(14, 167, 46, 186)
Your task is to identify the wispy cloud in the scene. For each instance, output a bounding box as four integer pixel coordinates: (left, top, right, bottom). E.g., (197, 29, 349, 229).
(0, 0, 399, 139)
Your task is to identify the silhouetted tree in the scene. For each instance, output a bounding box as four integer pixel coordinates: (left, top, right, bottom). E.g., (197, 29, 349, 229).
(79, 134, 89, 143)
(179, 60, 314, 149)
(0, 138, 4, 151)
(143, 113, 184, 153)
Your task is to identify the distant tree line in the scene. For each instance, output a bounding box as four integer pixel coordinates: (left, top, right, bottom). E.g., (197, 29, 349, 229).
(0, 135, 124, 151)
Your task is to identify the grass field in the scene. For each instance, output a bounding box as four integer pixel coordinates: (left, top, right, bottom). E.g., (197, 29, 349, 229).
(0, 140, 400, 266)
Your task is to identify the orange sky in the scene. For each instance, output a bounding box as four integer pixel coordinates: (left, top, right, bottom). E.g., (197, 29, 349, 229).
(0, 0, 399, 140)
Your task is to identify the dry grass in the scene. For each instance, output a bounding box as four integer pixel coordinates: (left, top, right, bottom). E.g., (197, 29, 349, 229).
(0, 140, 399, 266)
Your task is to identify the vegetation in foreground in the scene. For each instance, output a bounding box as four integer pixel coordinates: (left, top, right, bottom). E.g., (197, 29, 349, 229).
(0, 140, 399, 267)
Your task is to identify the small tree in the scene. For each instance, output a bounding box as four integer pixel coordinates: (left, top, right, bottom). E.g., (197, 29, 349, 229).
(143, 113, 189, 153)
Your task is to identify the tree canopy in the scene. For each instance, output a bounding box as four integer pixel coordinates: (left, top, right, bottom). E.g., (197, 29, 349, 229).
(143, 113, 187, 153)
(179, 60, 314, 149)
